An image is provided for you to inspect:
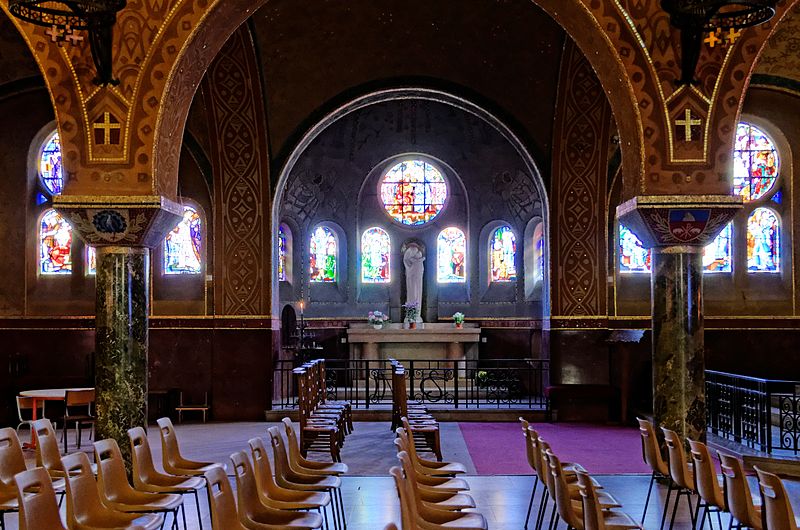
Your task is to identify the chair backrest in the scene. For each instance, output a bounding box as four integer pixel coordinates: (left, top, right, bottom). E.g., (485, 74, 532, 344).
(14, 467, 67, 530)
(16, 396, 36, 423)
(397, 450, 429, 517)
(31, 419, 65, 476)
(537, 438, 555, 488)
(577, 470, 605, 530)
(65, 389, 95, 408)
(718, 452, 759, 528)
(128, 426, 159, 488)
(661, 427, 693, 490)
(389, 466, 415, 529)
(281, 417, 305, 463)
(205, 465, 248, 530)
(157, 416, 187, 471)
(0, 428, 28, 488)
(529, 427, 548, 483)
(519, 418, 537, 473)
(637, 418, 668, 475)
(94, 438, 136, 501)
(248, 437, 280, 499)
(62, 451, 109, 527)
(546, 449, 584, 530)
(267, 426, 292, 479)
(688, 439, 724, 509)
(230, 450, 263, 524)
(755, 466, 799, 530)
(399, 418, 425, 463)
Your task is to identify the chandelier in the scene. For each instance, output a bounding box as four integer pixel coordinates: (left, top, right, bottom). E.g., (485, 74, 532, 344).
(662, 1, 777, 85)
(8, 0, 127, 86)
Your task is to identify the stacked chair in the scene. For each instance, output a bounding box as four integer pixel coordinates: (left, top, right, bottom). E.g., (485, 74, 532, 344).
(391, 360, 443, 461)
(391, 420, 487, 529)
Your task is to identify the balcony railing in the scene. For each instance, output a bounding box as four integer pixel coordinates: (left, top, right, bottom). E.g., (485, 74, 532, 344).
(272, 358, 549, 411)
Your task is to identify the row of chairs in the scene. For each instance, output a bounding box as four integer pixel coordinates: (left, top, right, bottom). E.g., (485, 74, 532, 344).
(390, 417, 488, 528)
(295, 360, 353, 463)
(637, 418, 800, 530)
(16, 390, 96, 454)
(204, 418, 348, 530)
(2, 416, 218, 530)
(390, 360, 443, 461)
(520, 418, 642, 530)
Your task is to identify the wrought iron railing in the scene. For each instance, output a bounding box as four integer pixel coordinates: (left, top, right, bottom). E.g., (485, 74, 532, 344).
(272, 358, 549, 410)
(706, 370, 800, 455)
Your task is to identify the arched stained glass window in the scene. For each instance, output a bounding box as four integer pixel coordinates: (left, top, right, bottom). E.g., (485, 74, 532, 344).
(87, 246, 97, 275)
(39, 130, 64, 195)
(278, 226, 287, 282)
(361, 227, 390, 283)
(734, 123, 779, 202)
(747, 208, 780, 272)
(40, 209, 72, 274)
(437, 227, 466, 283)
(310, 226, 337, 282)
(490, 226, 517, 282)
(164, 206, 202, 275)
(619, 225, 651, 273)
(703, 222, 732, 273)
(533, 223, 545, 284)
(380, 160, 447, 225)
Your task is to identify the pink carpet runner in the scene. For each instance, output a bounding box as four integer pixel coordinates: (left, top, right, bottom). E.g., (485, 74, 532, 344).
(458, 422, 650, 475)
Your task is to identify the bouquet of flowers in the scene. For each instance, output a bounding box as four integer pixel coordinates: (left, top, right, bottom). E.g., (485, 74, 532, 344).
(452, 312, 466, 325)
(402, 303, 419, 323)
(368, 311, 389, 326)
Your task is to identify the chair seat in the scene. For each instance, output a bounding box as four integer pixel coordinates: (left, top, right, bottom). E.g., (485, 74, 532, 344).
(422, 492, 476, 510)
(104, 491, 183, 513)
(423, 511, 488, 529)
(426, 462, 467, 475)
(298, 461, 349, 475)
(169, 462, 222, 476)
(140, 474, 206, 493)
(248, 511, 324, 530)
(603, 510, 645, 529)
(420, 478, 471, 492)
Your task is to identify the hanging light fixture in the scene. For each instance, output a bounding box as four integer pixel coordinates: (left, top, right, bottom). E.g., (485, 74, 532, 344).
(662, 1, 777, 85)
(8, 0, 127, 86)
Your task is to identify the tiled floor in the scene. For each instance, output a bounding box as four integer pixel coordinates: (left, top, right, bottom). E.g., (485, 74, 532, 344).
(5, 421, 800, 530)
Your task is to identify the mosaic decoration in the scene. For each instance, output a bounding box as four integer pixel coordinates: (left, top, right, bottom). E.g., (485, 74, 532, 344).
(40, 209, 72, 274)
(703, 222, 732, 273)
(619, 224, 651, 273)
(309, 226, 336, 282)
(380, 160, 447, 225)
(490, 226, 517, 282)
(278, 226, 287, 282)
(39, 130, 64, 195)
(361, 227, 390, 283)
(87, 246, 96, 275)
(437, 227, 466, 283)
(747, 208, 780, 272)
(164, 206, 202, 275)
(734, 123, 779, 202)
(533, 223, 545, 284)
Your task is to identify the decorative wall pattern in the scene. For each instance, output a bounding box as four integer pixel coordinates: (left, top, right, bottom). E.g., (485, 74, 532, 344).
(204, 27, 271, 316)
(551, 41, 611, 317)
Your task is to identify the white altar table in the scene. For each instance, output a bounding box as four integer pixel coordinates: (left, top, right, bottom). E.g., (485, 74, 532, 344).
(346, 323, 480, 361)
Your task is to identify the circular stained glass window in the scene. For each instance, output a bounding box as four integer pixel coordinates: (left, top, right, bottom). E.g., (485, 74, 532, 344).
(39, 130, 64, 196)
(733, 123, 779, 202)
(380, 160, 447, 226)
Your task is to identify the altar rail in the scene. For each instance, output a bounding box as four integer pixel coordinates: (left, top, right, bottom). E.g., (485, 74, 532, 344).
(706, 370, 800, 455)
(272, 358, 549, 410)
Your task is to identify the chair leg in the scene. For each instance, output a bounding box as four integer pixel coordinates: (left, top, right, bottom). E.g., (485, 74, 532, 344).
(668, 490, 682, 530)
(660, 482, 674, 530)
(535, 488, 549, 530)
(192, 489, 203, 530)
(642, 472, 656, 524)
(524, 477, 538, 528)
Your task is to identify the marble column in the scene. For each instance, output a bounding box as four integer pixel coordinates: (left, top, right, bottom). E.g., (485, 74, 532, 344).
(94, 246, 150, 466)
(651, 245, 705, 442)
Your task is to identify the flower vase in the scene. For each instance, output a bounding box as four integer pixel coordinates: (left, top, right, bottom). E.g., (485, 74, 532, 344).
(373, 324, 383, 330)
(455, 322, 463, 329)
(409, 321, 417, 329)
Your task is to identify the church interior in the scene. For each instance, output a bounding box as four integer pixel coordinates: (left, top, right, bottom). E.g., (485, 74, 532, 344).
(1, 0, 800, 528)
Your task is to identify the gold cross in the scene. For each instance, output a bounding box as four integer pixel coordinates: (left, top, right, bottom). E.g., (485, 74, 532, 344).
(93, 112, 121, 145)
(675, 108, 702, 142)
(45, 25, 61, 43)
(704, 30, 722, 48)
(725, 27, 742, 45)
(65, 26, 84, 46)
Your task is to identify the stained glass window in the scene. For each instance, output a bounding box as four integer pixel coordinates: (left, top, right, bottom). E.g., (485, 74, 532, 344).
(40, 209, 72, 274)
(87, 246, 96, 275)
(278, 226, 287, 282)
(533, 223, 545, 284)
(703, 222, 732, 273)
(361, 227, 390, 283)
(380, 160, 447, 225)
(164, 206, 202, 275)
(619, 224, 651, 273)
(39, 130, 64, 195)
(437, 227, 466, 283)
(747, 208, 780, 272)
(490, 226, 517, 282)
(734, 123, 779, 202)
(310, 226, 337, 282)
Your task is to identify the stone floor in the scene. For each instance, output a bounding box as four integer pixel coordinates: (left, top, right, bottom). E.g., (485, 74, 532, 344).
(5, 421, 799, 530)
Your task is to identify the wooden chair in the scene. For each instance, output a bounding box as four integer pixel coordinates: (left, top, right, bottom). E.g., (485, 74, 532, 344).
(576, 470, 642, 530)
(61, 389, 95, 454)
(13, 467, 66, 530)
(636, 418, 671, 525)
(62, 451, 161, 530)
(15, 396, 47, 434)
(128, 427, 207, 530)
(295, 369, 342, 462)
(395, 374, 442, 461)
(175, 391, 210, 423)
(205, 466, 250, 530)
(156, 417, 221, 476)
(661, 428, 698, 530)
(230, 450, 323, 529)
(755, 466, 800, 530)
(312, 360, 353, 433)
(718, 452, 762, 530)
(688, 439, 725, 530)
(93, 438, 184, 529)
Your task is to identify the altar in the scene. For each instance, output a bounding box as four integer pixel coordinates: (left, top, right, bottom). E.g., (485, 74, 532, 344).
(346, 323, 481, 361)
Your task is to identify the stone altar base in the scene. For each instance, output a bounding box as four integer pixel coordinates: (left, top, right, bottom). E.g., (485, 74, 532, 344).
(346, 322, 480, 361)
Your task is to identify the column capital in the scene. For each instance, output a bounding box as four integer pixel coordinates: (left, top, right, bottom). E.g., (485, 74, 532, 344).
(52, 195, 183, 248)
(616, 194, 742, 249)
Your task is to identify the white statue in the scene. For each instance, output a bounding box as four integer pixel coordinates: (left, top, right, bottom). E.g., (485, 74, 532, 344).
(403, 244, 425, 323)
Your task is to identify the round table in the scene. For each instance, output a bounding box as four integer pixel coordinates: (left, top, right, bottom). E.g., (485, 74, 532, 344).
(19, 387, 94, 448)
